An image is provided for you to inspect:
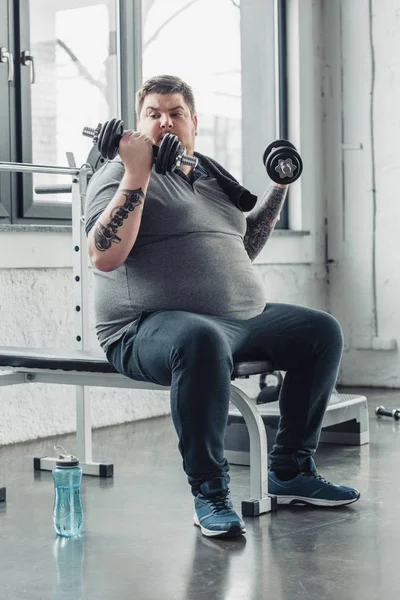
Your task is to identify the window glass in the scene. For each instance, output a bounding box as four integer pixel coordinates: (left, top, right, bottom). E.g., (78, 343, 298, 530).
(29, 0, 119, 200)
(142, 0, 242, 181)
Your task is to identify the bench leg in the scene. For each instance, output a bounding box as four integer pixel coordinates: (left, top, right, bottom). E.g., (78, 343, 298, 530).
(33, 385, 113, 477)
(76, 384, 93, 463)
(0, 487, 5, 502)
(229, 385, 275, 516)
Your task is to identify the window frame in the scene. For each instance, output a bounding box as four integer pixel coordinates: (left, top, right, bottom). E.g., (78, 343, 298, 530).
(0, 0, 14, 221)
(274, 0, 289, 229)
(15, 0, 72, 223)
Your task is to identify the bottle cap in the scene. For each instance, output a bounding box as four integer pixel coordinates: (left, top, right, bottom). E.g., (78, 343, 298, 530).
(54, 445, 80, 467)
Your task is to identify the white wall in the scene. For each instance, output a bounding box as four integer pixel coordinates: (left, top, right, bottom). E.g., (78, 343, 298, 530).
(0, 262, 170, 446)
(257, 0, 400, 389)
(324, 0, 400, 385)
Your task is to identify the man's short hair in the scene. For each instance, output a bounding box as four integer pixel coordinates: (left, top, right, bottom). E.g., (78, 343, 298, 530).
(136, 75, 196, 119)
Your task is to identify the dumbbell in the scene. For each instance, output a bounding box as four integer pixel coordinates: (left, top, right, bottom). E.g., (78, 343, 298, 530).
(263, 139, 303, 184)
(375, 406, 400, 420)
(256, 371, 284, 405)
(82, 118, 198, 174)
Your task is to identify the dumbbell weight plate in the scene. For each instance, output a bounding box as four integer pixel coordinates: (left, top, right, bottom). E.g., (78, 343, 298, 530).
(96, 123, 107, 158)
(155, 134, 172, 174)
(98, 118, 124, 160)
(262, 139, 296, 168)
(155, 133, 180, 174)
(268, 149, 303, 183)
(162, 134, 180, 174)
(167, 136, 181, 172)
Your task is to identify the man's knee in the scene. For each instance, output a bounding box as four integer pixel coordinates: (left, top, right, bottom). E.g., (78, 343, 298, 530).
(312, 311, 344, 350)
(173, 320, 231, 363)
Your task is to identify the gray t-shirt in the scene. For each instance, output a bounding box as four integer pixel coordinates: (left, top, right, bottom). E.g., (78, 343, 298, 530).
(85, 159, 266, 351)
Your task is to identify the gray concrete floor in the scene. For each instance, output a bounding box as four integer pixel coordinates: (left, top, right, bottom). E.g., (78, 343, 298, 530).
(1, 386, 400, 600)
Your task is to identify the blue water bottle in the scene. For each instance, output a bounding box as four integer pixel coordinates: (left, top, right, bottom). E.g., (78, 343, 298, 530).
(52, 445, 83, 537)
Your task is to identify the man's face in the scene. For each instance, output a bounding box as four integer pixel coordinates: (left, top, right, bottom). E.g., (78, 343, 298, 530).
(137, 93, 198, 155)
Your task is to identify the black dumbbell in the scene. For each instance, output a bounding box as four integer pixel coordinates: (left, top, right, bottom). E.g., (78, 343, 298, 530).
(263, 139, 303, 184)
(256, 371, 284, 405)
(82, 118, 198, 175)
(375, 406, 400, 420)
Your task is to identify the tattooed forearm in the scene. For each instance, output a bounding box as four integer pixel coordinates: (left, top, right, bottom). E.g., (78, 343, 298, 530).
(94, 188, 144, 251)
(243, 185, 288, 260)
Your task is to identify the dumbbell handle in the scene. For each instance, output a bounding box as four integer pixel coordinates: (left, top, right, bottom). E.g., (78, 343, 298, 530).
(83, 124, 112, 143)
(153, 141, 198, 170)
(375, 406, 400, 420)
(82, 124, 197, 170)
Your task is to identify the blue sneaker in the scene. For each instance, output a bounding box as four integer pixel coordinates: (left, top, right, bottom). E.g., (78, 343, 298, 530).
(194, 478, 246, 537)
(268, 470, 360, 507)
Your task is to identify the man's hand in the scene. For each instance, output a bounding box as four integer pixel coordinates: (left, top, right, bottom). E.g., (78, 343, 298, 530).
(119, 130, 154, 175)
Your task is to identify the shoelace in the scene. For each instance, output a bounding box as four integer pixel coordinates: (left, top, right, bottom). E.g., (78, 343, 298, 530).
(205, 491, 232, 514)
(305, 472, 333, 486)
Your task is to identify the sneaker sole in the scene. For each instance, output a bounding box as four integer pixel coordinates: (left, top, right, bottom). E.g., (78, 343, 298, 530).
(269, 494, 360, 507)
(193, 514, 246, 537)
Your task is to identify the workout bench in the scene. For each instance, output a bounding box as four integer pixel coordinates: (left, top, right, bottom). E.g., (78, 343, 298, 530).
(0, 156, 369, 516)
(0, 347, 274, 516)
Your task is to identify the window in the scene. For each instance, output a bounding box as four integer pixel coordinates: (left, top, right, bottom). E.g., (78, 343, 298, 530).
(0, 0, 119, 224)
(0, 0, 286, 226)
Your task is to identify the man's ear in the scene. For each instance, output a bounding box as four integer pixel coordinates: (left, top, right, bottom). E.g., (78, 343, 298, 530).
(193, 114, 198, 135)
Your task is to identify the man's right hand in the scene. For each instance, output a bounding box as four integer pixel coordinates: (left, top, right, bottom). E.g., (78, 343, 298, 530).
(119, 130, 154, 175)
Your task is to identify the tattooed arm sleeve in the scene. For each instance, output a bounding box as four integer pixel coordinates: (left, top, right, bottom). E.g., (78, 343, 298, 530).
(93, 188, 144, 252)
(243, 185, 288, 261)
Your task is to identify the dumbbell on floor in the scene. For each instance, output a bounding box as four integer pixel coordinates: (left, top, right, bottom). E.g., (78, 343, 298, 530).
(263, 139, 303, 184)
(82, 118, 198, 175)
(375, 406, 400, 420)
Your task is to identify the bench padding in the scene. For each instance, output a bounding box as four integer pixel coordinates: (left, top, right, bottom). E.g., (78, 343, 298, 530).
(0, 347, 273, 379)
